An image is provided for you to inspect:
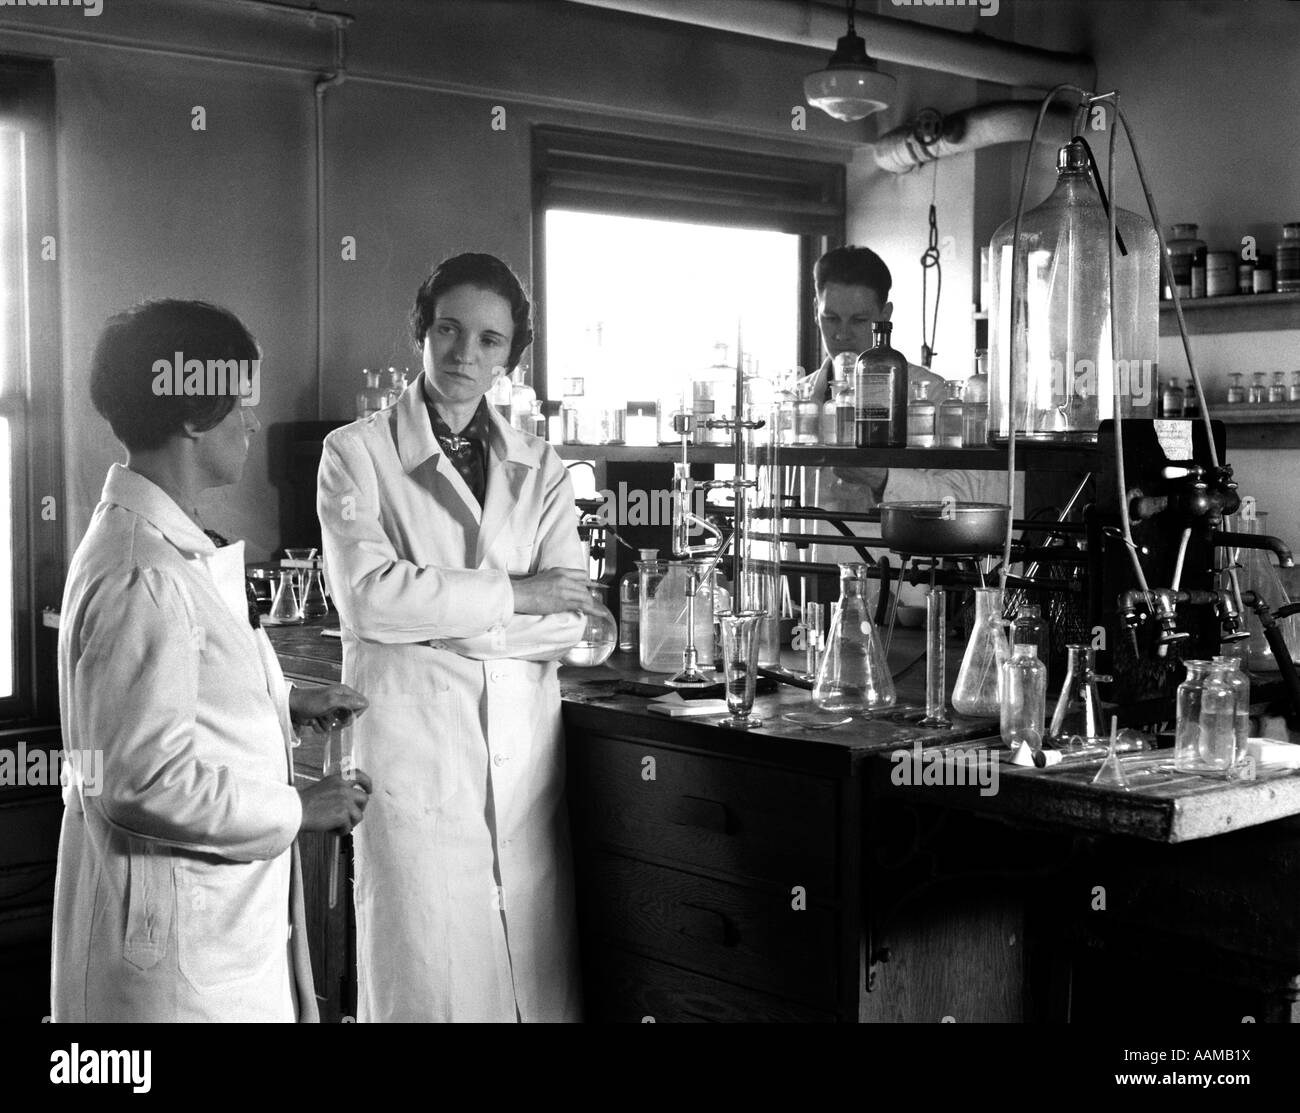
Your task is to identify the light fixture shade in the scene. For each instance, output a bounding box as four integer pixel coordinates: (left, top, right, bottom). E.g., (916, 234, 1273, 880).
(804, 65, 895, 122)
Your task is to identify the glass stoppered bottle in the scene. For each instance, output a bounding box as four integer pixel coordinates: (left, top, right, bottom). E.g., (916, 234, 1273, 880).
(907, 380, 936, 447)
(1174, 660, 1236, 776)
(951, 587, 1009, 716)
(962, 350, 990, 446)
(812, 563, 895, 713)
(356, 368, 386, 419)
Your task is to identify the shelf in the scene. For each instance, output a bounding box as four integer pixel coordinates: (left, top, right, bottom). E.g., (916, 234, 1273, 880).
(1158, 291, 1300, 335)
(555, 442, 1093, 472)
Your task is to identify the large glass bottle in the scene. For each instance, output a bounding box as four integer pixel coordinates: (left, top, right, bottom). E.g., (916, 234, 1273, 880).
(987, 139, 1160, 441)
(855, 321, 909, 447)
(951, 587, 1008, 716)
(812, 563, 895, 712)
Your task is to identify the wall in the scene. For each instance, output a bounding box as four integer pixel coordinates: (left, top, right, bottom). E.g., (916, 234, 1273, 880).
(1005, 0, 1300, 548)
(1, 0, 865, 562)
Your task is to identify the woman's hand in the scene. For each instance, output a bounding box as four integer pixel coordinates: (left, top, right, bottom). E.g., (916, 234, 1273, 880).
(510, 568, 603, 617)
(298, 768, 373, 834)
(289, 683, 369, 732)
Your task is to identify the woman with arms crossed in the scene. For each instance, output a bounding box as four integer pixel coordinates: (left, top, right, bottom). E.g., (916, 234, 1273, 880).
(318, 253, 597, 1022)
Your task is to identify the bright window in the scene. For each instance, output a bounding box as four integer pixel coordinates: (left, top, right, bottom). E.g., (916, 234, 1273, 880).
(543, 209, 802, 407)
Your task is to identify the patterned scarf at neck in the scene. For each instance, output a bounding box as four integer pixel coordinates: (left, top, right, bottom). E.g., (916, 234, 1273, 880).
(427, 398, 491, 508)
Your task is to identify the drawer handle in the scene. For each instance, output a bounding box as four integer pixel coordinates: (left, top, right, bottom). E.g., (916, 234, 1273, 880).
(669, 795, 729, 834)
(676, 903, 733, 946)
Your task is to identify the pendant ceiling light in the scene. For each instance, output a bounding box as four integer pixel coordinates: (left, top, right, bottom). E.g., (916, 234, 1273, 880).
(804, 0, 895, 122)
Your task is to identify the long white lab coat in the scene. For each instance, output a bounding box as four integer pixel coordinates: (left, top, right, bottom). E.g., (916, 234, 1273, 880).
(52, 465, 316, 1022)
(317, 375, 585, 1022)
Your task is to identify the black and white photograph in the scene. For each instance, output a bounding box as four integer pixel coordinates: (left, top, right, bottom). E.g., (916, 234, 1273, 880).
(0, 0, 1296, 1087)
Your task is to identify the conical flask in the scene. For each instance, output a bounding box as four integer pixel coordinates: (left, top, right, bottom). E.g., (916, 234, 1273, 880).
(265, 570, 301, 625)
(1047, 644, 1108, 746)
(300, 565, 330, 620)
(812, 563, 894, 713)
(951, 587, 1008, 716)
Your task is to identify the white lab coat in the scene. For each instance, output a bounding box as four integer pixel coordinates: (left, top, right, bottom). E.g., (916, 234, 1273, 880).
(52, 465, 316, 1022)
(317, 375, 585, 1022)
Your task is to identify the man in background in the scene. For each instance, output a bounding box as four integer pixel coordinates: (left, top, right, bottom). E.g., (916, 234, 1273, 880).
(803, 246, 1011, 598)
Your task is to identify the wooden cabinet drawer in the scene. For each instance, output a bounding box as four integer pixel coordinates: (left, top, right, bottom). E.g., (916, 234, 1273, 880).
(568, 736, 839, 896)
(581, 944, 838, 1022)
(578, 851, 840, 1009)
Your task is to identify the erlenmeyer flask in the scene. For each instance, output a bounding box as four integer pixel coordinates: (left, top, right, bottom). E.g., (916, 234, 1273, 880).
(812, 563, 895, 713)
(265, 570, 301, 625)
(951, 587, 1008, 716)
(300, 565, 330, 620)
(1047, 644, 1107, 746)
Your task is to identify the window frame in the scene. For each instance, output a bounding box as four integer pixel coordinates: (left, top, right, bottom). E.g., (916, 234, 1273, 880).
(530, 125, 845, 400)
(0, 58, 64, 731)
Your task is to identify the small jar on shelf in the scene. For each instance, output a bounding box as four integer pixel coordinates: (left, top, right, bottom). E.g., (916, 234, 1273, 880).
(1160, 377, 1185, 418)
(1291, 371, 1300, 404)
(1276, 222, 1300, 293)
(1226, 373, 1246, 405)
(1248, 372, 1267, 404)
(1269, 371, 1288, 404)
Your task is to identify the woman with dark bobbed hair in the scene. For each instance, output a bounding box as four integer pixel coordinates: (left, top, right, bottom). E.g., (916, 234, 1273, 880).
(53, 299, 372, 1022)
(319, 253, 598, 1022)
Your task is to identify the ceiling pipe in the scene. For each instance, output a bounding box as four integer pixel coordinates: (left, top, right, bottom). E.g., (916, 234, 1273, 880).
(562, 0, 1094, 91)
(872, 101, 1075, 173)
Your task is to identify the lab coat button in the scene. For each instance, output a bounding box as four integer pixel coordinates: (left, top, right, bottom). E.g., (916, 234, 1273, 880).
(493, 753, 507, 766)
(489, 670, 505, 682)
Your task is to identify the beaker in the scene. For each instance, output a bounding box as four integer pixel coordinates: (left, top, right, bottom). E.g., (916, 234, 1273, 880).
(638, 559, 714, 673)
(561, 584, 618, 668)
(265, 570, 301, 625)
(812, 563, 895, 713)
(300, 565, 330, 620)
(718, 610, 764, 729)
(951, 587, 1007, 716)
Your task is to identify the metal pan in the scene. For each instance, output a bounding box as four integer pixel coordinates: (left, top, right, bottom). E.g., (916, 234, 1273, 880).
(879, 500, 1010, 557)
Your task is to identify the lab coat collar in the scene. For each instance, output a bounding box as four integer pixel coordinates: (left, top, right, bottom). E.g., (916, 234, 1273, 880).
(395, 372, 539, 474)
(100, 464, 217, 557)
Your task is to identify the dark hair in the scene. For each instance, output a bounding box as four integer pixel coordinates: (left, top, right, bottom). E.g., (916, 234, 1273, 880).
(409, 252, 533, 371)
(89, 299, 259, 452)
(814, 245, 892, 304)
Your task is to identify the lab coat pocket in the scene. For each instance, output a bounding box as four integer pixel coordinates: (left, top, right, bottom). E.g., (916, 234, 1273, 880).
(174, 861, 278, 993)
(357, 678, 465, 815)
(122, 839, 173, 972)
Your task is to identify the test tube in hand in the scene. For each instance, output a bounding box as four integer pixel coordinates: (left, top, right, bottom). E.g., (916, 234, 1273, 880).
(323, 711, 356, 909)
